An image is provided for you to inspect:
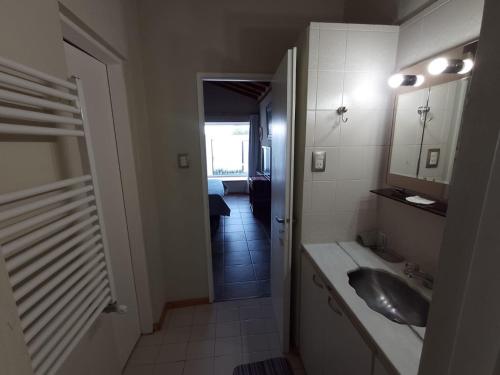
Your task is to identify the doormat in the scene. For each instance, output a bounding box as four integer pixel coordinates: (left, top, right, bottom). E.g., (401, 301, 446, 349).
(233, 357, 293, 375)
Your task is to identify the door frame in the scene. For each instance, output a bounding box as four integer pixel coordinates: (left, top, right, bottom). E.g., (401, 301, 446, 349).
(60, 11, 154, 332)
(196, 73, 272, 302)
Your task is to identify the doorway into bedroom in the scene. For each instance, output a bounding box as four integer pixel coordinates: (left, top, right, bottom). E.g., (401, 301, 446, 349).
(201, 79, 272, 301)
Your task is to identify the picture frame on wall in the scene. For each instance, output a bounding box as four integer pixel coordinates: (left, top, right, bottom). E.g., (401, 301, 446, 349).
(266, 102, 272, 140)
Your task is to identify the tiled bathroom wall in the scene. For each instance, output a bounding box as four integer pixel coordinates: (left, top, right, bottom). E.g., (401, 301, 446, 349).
(301, 22, 399, 243)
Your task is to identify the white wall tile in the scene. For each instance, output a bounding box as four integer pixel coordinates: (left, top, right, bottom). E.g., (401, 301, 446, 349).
(311, 181, 337, 213)
(333, 209, 377, 241)
(347, 24, 399, 32)
(312, 147, 340, 181)
(345, 31, 398, 72)
(316, 71, 343, 110)
(339, 146, 366, 180)
(314, 110, 340, 147)
(301, 214, 336, 243)
(368, 108, 393, 146)
(307, 70, 318, 110)
(305, 110, 316, 147)
(318, 23, 349, 30)
(301, 24, 400, 244)
(342, 71, 391, 110)
(308, 28, 320, 70)
(318, 29, 346, 71)
(339, 110, 372, 146)
(335, 180, 366, 211)
(365, 146, 390, 189)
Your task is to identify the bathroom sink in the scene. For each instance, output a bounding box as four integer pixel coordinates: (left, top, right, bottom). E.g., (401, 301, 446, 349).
(348, 268, 430, 327)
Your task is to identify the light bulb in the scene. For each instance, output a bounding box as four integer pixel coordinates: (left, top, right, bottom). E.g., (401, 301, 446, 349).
(458, 58, 474, 74)
(414, 75, 425, 87)
(388, 74, 404, 88)
(428, 57, 449, 75)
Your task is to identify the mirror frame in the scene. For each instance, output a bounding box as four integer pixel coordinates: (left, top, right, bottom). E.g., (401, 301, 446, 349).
(387, 40, 477, 201)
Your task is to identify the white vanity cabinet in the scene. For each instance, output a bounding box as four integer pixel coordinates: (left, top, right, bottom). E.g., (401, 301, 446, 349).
(300, 254, 373, 375)
(323, 292, 373, 374)
(300, 253, 329, 375)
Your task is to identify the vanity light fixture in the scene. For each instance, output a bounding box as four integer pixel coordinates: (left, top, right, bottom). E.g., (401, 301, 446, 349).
(427, 57, 474, 75)
(387, 74, 425, 88)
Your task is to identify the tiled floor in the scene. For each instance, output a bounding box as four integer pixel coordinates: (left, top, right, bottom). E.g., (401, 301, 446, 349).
(124, 298, 305, 375)
(212, 194, 271, 301)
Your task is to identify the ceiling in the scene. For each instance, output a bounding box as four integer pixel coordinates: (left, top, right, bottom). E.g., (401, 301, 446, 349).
(207, 81, 270, 101)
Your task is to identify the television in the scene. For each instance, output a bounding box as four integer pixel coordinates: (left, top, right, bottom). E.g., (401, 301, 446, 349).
(261, 146, 271, 177)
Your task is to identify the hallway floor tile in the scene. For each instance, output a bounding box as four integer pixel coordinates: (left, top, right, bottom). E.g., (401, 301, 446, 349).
(124, 299, 305, 375)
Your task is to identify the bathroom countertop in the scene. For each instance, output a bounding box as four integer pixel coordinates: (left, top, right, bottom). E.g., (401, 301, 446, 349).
(302, 241, 431, 375)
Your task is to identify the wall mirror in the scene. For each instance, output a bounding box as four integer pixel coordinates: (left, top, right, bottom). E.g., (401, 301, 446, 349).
(387, 41, 477, 202)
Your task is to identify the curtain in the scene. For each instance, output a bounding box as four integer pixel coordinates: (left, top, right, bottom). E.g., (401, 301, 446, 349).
(248, 114, 260, 177)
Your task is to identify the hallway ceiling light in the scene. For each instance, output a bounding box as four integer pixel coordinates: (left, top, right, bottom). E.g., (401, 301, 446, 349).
(427, 57, 474, 75)
(388, 74, 425, 88)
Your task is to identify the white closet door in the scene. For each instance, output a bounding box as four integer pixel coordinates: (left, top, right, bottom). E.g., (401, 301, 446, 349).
(64, 42, 140, 368)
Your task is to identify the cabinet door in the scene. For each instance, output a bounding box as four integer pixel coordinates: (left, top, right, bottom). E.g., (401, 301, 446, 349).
(373, 356, 392, 375)
(323, 292, 373, 375)
(300, 255, 327, 375)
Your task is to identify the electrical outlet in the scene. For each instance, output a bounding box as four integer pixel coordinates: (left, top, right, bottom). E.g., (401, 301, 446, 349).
(426, 148, 440, 168)
(177, 153, 190, 168)
(311, 151, 326, 172)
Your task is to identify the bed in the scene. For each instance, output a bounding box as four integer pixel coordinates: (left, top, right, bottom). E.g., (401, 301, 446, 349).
(207, 179, 231, 236)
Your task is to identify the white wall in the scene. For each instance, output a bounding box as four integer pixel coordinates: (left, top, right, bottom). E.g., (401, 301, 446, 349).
(419, 1, 499, 372)
(137, 0, 347, 302)
(378, 0, 485, 275)
(61, 0, 167, 324)
(396, 0, 484, 69)
(0, 0, 162, 373)
(300, 22, 399, 243)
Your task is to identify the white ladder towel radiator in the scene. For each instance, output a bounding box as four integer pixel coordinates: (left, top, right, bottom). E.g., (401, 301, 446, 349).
(0, 55, 119, 375)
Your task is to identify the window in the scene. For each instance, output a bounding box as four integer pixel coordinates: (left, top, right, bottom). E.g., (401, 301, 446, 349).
(205, 122, 249, 177)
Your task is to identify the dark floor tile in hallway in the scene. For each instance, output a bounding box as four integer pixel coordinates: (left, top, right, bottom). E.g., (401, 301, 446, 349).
(211, 193, 271, 301)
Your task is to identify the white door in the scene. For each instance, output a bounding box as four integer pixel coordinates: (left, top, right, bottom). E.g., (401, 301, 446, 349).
(64, 42, 140, 368)
(270, 47, 296, 353)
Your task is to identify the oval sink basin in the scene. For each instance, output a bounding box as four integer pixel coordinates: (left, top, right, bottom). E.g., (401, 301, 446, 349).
(348, 268, 430, 327)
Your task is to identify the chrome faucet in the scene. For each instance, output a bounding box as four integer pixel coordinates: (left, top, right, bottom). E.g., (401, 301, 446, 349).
(404, 263, 434, 290)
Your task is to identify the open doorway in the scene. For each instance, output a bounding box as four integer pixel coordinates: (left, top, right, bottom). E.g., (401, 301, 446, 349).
(200, 79, 273, 301)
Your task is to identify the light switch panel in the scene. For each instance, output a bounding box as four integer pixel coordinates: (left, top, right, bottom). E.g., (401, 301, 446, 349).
(426, 148, 440, 168)
(311, 151, 326, 172)
(177, 153, 190, 168)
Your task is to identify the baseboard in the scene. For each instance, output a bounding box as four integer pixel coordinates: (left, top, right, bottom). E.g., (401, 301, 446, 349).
(153, 297, 210, 332)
